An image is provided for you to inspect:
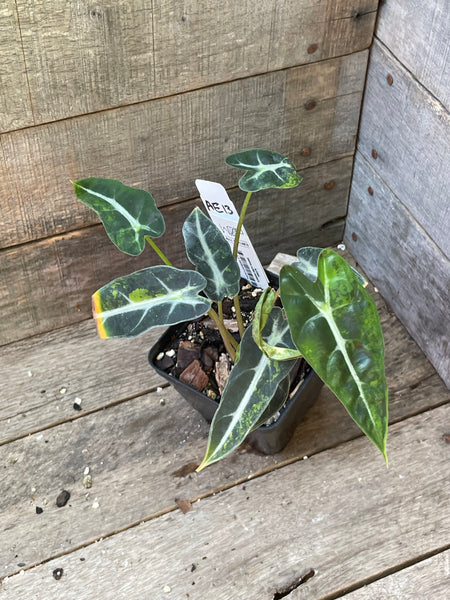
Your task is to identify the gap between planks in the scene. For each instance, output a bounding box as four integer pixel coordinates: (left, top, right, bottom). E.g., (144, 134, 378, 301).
(2, 402, 448, 585)
(0, 154, 353, 255)
(317, 543, 450, 600)
(0, 47, 373, 137)
(2, 403, 449, 598)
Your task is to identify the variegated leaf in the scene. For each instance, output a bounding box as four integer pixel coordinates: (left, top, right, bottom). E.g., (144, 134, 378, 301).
(72, 178, 165, 256)
(250, 375, 290, 431)
(295, 246, 367, 287)
(252, 287, 302, 361)
(225, 149, 302, 192)
(197, 308, 297, 470)
(280, 250, 388, 461)
(92, 266, 210, 339)
(182, 207, 240, 301)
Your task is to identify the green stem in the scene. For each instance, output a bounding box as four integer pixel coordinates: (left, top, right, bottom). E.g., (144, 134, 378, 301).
(232, 191, 253, 337)
(217, 300, 224, 323)
(232, 191, 252, 259)
(145, 236, 173, 266)
(208, 308, 237, 361)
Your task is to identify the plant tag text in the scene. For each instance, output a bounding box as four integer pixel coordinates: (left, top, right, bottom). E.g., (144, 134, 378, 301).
(195, 179, 269, 289)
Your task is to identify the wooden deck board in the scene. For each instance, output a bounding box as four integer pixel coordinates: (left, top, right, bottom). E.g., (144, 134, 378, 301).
(1, 405, 449, 599)
(1, 252, 448, 597)
(1, 370, 447, 579)
(337, 549, 450, 599)
(0, 321, 166, 444)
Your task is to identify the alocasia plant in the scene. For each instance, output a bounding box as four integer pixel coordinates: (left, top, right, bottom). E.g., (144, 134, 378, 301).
(72, 149, 388, 470)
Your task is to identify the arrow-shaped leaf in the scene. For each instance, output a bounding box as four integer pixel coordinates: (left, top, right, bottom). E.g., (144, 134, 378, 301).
(280, 250, 388, 460)
(182, 207, 240, 301)
(197, 308, 297, 470)
(72, 178, 165, 256)
(92, 266, 211, 339)
(225, 149, 302, 192)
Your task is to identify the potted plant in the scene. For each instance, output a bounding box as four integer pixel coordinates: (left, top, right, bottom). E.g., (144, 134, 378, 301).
(72, 149, 388, 470)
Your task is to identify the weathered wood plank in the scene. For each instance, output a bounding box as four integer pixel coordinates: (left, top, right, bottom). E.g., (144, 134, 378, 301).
(0, 355, 447, 578)
(0, 2, 34, 132)
(376, 0, 450, 110)
(346, 152, 450, 388)
(0, 320, 166, 444)
(0, 52, 368, 250)
(15, 0, 155, 125)
(13, 0, 376, 125)
(1, 404, 449, 598)
(357, 41, 450, 258)
(339, 549, 450, 599)
(0, 157, 355, 344)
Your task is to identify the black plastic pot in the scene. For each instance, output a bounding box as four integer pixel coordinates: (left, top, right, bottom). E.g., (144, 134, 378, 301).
(148, 322, 323, 455)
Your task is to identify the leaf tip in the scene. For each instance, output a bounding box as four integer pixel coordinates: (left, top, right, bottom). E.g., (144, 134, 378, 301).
(195, 460, 208, 473)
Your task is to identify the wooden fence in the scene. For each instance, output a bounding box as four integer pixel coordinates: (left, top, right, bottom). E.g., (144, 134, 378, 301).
(346, 0, 450, 387)
(0, 1, 378, 345)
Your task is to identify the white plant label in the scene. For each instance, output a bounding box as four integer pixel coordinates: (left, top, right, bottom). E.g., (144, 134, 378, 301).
(195, 179, 269, 289)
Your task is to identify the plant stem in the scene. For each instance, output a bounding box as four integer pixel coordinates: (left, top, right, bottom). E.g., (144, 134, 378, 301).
(217, 300, 223, 323)
(208, 308, 237, 361)
(232, 191, 253, 338)
(145, 236, 173, 266)
(232, 191, 252, 259)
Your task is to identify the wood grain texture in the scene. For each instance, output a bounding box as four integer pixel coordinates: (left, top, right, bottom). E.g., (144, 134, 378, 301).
(0, 2, 34, 132)
(0, 156, 355, 344)
(376, 0, 450, 110)
(15, 0, 155, 125)
(1, 249, 445, 449)
(346, 152, 450, 388)
(357, 41, 450, 258)
(0, 52, 368, 250)
(1, 403, 449, 598)
(340, 550, 450, 599)
(0, 320, 166, 444)
(12, 0, 377, 124)
(2, 375, 448, 579)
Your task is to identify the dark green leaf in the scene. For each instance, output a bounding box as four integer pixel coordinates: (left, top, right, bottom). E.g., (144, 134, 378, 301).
(72, 178, 165, 256)
(197, 308, 297, 470)
(225, 149, 302, 192)
(280, 250, 388, 461)
(92, 266, 210, 338)
(182, 207, 240, 301)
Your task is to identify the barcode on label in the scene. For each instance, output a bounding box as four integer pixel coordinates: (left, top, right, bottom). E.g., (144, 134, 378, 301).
(238, 252, 261, 287)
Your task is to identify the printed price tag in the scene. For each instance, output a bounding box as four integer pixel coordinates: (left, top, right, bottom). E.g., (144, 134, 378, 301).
(195, 179, 269, 289)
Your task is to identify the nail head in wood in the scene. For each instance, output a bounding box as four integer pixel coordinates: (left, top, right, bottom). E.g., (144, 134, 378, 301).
(304, 100, 316, 111)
